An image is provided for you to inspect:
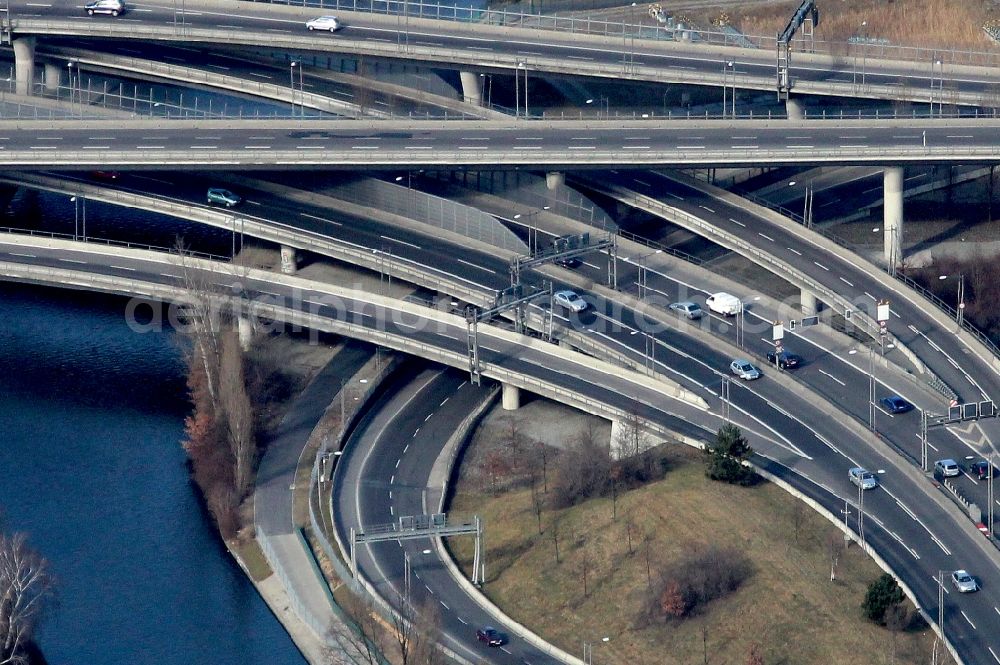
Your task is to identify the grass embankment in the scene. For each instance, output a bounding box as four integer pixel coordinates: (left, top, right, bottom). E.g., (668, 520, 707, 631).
(447, 445, 936, 665)
(732, 0, 996, 52)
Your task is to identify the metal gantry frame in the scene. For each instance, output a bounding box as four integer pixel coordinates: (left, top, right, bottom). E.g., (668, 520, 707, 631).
(775, 0, 818, 100)
(350, 513, 485, 585)
(465, 282, 553, 385)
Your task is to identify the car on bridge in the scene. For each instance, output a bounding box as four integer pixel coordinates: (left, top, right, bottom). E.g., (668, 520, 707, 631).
(306, 16, 342, 32)
(206, 187, 242, 208)
(554, 289, 588, 313)
(849, 467, 877, 490)
(951, 570, 978, 593)
(934, 458, 961, 478)
(476, 626, 508, 647)
(971, 459, 996, 480)
(766, 349, 802, 369)
(706, 292, 742, 316)
(84, 0, 124, 16)
(729, 359, 761, 381)
(668, 301, 703, 320)
(879, 395, 913, 414)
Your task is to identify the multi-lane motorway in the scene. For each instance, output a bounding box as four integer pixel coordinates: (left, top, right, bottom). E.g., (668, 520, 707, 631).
(3, 119, 1000, 168)
(3, 221, 1000, 662)
(10, 0, 1000, 105)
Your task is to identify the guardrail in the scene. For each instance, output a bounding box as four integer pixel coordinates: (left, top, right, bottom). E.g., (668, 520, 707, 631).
(0, 225, 228, 261)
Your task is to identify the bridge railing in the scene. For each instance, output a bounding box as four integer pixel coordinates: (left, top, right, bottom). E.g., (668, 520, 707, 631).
(0, 225, 228, 261)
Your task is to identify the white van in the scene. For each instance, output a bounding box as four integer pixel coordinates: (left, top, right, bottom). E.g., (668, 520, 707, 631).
(706, 292, 742, 316)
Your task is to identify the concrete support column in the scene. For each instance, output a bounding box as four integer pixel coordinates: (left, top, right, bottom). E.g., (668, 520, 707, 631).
(545, 171, 565, 190)
(280, 245, 297, 274)
(459, 70, 482, 106)
(785, 97, 804, 120)
(800, 289, 818, 316)
(43, 62, 62, 93)
(237, 316, 253, 350)
(883, 167, 904, 267)
(13, 37, 36, 97)
(501, 383, 520, 411)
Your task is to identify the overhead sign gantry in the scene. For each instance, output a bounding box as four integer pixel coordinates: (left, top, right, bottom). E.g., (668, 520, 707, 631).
(776, 0, 819, 99)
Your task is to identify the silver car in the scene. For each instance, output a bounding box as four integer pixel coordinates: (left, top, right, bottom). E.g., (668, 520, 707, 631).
(951, 570, 978, 593)
(668, 301, 704, 320)
(554, 289, 588, 313)
(306, 15, 341, 31)
(934, 458, 960, 478)
(849, 467, 877, 490)
(85, 0, 124, 15)
(729, 359, 760, 381)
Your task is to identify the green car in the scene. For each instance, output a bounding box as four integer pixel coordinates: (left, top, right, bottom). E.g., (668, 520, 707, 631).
(206, 187, 241, 207)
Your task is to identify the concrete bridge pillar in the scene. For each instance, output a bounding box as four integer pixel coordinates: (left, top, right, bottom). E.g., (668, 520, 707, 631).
(13, 37, 36, 97)
(501, 383, 520, 410)
(800, 289, 818, 316)
(545, 172, 565, 190)
(459, 71, 482, 106)
(43, 62, 62, 93)
(883, 167, 904, 267)
(785, 97, 804, 120)
(237, 316, 253, 350)
(280, 245, 298, 274)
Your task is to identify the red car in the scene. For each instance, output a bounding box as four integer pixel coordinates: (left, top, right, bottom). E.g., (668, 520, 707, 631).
(476, 626, 508, 647)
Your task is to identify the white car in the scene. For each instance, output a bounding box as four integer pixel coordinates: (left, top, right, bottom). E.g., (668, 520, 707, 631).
(306, 15, 341, 32)
(951, 570, 978, 593)
(85, 0, 124, 15)
(554, 290, 588, 313)
(848, 467, 877, 490)
(729, 359, 760, 381)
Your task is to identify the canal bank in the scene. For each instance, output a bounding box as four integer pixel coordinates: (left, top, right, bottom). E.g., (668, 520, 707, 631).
(0, 282, 306, 665)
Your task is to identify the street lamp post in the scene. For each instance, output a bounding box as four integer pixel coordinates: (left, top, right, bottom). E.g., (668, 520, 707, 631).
(722, 60, 735, 117)
(69, 194, 86, 240)
(585, 97, 609, 118)
(66, 61, 76, 116)
(515, 58, 529, 118)
(513, 206, 550, 255)
(289, 61, 304, 117)
(788, 179, 814, 227)
(938, 273, 965, 328)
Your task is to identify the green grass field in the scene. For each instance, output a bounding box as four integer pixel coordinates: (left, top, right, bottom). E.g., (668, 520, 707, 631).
(447, 446, 938, 665)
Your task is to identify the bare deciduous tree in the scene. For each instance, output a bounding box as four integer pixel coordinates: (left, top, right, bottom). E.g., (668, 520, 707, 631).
(827, 531, 843, 582)
(219, 330, 257, 499)
(530, 471, 545, 535)
(0, 532, 54, 665)
(325, 592, 388, 665)
(551, 519, 561, 564)
(391, 593, 445, 665)
(885, 604, 909, 665)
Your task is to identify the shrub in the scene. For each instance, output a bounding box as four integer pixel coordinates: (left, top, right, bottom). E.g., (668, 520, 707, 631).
(863, 573, 905, 624)
(647, 545, 754, 621)
(704, 424, 756, 485)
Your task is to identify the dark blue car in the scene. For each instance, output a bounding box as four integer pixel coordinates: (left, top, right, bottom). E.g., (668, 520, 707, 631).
(880, 395, 913, 414)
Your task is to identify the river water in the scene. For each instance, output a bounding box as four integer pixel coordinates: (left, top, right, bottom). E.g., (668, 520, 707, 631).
(0, 282, 305, 665)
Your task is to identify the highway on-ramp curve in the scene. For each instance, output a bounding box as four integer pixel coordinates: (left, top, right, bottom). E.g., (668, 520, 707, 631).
(4, 239, 1000, 664)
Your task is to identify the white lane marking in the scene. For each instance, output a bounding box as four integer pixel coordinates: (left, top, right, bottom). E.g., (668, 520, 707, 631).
(676, 145, 705, 149)
(961, 611, 976, 630)
(457, 617, 468, 625)
(623, 145, 650, 149)
(699, 205, 715, 213)
(136, 145, 164, 150)
(110, 265, 136, 271)
(352, 146, 381, 150)
(390, 474, 395, 484)
(402, 444, 409, 454)
(840, 277, 854, 287)
(456, 258, 496, 274)
(500, 647, 512, 654)
(380, 235, 421, 250)
(989, 646, 1000, 664)
(933, 574, 950, 594)
(814, 261, 830, 271)
(818, 369, 845, 386)
(787, 144, 815, 148)
(425, 584, 434, 595)
(243, 145, 271, 149)
(58, 258, 86, 264)
(440, 397, 449, 406)
(787, 247, 802, 256)
(389, 505, 394, 516)
(413, 428, 419, 437)
(758, 232, 774, 242)
(9, 252, 36, 258)
(728, 217, 746, 227)
(440, 600, 450, 610)
(300, 212, 342, 226)
(159, 273, 179, 279)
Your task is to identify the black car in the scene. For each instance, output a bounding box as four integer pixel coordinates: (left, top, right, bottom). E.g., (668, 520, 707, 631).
(879, 395, 914, 414)
(765, 350, 802, 369)
(476, 626, 508, 647)
(555, 256, 582, 269)
(971, 460, 995, 480)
